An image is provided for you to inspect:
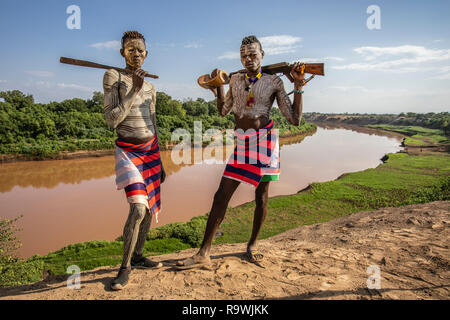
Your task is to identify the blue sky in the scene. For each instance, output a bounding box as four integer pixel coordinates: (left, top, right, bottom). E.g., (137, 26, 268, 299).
(0, 0, 449, 113)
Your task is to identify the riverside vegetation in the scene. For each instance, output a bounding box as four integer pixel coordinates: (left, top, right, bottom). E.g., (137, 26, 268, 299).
(366, 124, 449, 147)
(0, 90, 314, 159)
(304, 112, 450, 136)
(0, 96, 449, 287)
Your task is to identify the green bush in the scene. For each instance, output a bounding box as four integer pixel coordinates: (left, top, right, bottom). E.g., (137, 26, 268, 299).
(407, 176, 450, 204)
(0, 215, 23, 262)
(116, 215, 208, 247)
(0, 259, 44, 288)
(146, 215, 207, 247)
(0, 214, 45, 287)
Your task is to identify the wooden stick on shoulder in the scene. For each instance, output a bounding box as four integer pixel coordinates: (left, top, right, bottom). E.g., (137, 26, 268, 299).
(59, 57, 159, 79)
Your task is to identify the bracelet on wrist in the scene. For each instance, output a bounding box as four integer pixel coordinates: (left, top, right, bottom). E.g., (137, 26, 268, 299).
(293, 89, 304, 94)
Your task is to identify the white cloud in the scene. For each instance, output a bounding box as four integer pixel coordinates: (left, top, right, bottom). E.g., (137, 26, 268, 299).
(323, 57, 345, 62)
(333, 45, 450, 72)
(326, 85, 448, 97)
(0, 80, 6, 83)
(301, 56, 345, 63)
(184, 42, 203, 49)
(355, 45, 449, 61)
(90, 40, 121, 50)
(24, 70, 55, 77)
(428, 66, 450, 80)
(35, 81, 53, 88)
(328, 85, 371, 92)
(33, 80, 94, 92)
(218, 35, 302, 59)
(260, 35, 302, 55)
(157, 82, 209, 101)
(154, 42, 176, 48)
(218, 51, 240, 60)
(431, 73, 450, 80)
(260, 35, 301, 47)
(57, 83, 94, 92)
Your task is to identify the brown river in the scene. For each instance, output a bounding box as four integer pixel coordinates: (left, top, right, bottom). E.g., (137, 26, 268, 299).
(0, 124, 403, 258)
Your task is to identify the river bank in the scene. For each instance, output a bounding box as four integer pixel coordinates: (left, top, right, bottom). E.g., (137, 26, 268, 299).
(307, 120, 450, 151)
(0, 126, 448, 288)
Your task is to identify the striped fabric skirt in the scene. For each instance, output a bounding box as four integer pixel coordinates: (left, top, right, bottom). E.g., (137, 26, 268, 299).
(223, 120, 280, 187)
(115, 136, 162, 221)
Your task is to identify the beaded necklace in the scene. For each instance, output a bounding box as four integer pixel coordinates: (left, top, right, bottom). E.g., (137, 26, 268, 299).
(245, 69, 262, 108)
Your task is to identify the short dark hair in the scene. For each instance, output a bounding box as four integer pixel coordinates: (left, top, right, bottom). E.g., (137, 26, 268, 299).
(241, 35, 262, 50)
(121, 31, 146, 49)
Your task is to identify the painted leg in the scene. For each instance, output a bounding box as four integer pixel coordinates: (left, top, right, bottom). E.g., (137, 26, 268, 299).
(131, 210, 163, 268)
(176, 177, 240, 269)
(121, 203, 147, 268)
(111, 203, 147, 290)
(133, 209, 151, 258)
(247, 181, 270, 263)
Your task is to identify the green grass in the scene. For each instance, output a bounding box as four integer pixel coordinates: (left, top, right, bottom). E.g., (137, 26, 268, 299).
(404, 137, 426, 146)
(367, 124, 450, 146)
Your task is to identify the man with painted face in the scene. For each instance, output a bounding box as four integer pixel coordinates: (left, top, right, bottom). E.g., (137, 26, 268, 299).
(103, 31, 165, 290)
(176, 35, 309, 269)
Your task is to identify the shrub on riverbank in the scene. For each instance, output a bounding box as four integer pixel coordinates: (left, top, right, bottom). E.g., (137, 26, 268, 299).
(0, 215, 45, 287)
(0, 259, 44, 288)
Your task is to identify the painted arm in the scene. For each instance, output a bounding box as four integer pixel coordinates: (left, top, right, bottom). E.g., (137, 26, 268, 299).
(103, 69, 143, 129)
(275, 63, 306, 126)
(275, 76, 303, 126)
(216, 77, 233, 117)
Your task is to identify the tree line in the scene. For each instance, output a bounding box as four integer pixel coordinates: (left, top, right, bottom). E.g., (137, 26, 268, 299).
(0, 90, 313, 158)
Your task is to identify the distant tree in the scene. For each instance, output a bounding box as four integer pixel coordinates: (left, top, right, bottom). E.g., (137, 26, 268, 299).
(156, 92, 186, 118)
(182, 99, 208, 117)
(87, 91, 104, 113)
(207, 100, 217, 116)
(444, 122, 450, 136)
(0, 90, 34, 109)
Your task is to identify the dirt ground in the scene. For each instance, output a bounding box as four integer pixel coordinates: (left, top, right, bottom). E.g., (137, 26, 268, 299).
(0, 201, 448, 300)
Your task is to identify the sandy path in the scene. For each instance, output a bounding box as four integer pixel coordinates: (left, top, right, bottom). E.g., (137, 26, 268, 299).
(1, 201, 449, 300)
